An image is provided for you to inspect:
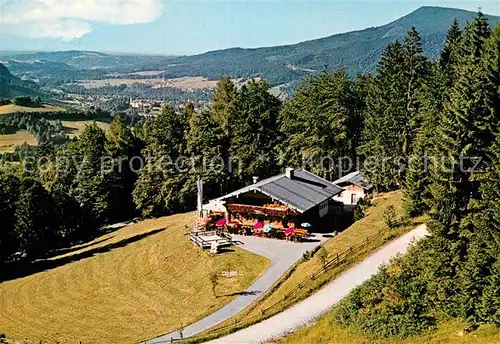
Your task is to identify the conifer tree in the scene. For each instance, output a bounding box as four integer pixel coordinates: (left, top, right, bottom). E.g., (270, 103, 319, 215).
(463, 23, 500, 325)
(361, 41, 407, 189)
(209, 78, 239, 189)
(133, 106, 190, 217)
(105, 117, 141, 221)
(71, 124, 112, 225)
(279, 69, 363, 180)
(187, 110, 227, 199)
(0, 173, 20, 264)
(211, 76, 238, 136)
(426, 13, 493, 317)
(440, 19, 462, 82)
(404, 23, 462, 217)
(230, 79, 281, 183)
(14, 178, 55, 259)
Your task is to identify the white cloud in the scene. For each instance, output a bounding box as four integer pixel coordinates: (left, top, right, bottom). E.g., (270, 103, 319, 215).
(1, 0, 164, 41)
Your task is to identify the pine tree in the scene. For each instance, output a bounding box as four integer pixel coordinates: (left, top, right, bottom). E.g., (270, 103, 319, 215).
(361, 41, 407, 190)
(187, 110, 227, 199)
(440, 19, 462, 82)
(0, 173, 20, 264)
(404, 22, 463, 217)
(210, 77, 238, 189)
(426, 13, 493, 318)
(363, 28, 427, 191)
(464, 23, 500, 325)
(133, 106, 190, 217)
(279, 69, 363, 180)
(13, 178, 55, 259)
(230, 79, 282, 183)
(402, 27, 427, 156)
(105, 117, 141, 222)
(71, 124, 112, 225)
(105, 116, 135, 158)
(211, 77, 238, 136)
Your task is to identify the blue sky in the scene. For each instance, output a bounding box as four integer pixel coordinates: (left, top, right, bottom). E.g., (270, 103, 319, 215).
(1, 0, 499, 54)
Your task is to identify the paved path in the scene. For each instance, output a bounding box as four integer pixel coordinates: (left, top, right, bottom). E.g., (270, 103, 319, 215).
(208, 224, 429, 344)
(143, 233, 329, 344)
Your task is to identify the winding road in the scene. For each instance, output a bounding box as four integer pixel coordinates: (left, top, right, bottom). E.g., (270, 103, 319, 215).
(208, 224, 429, 344)
(143, 233, 330, 344)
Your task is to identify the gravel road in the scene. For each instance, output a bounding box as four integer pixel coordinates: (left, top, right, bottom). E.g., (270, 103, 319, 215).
(208, 224, 429, 344)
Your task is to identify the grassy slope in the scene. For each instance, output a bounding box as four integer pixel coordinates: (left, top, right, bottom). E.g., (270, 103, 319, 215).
(276, 312, 500, 344)
(0, 212, 270, 343)
(0, 103, 65, 115)
(0, 130, 37, 153)
(192, 192, 427, 341)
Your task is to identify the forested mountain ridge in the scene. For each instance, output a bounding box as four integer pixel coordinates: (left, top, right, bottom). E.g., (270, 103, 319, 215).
(0, 63, 42, 98)
(3, 6, 500, 87)
(164, 6, 500, 83)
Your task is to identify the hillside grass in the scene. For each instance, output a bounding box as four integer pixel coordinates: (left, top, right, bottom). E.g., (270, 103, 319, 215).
(0, 212, 270, 343)
(0, 129, 37, 153)
(191, 191, 427, 342)
(60, 120, 111, 138)
(0, 103, 65, 115)
(276, 314, 500, 344)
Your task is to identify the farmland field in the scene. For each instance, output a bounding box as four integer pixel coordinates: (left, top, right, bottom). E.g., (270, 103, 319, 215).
(0, 212, 270, 343)
(0, 103, 65, 115)
(0, 130, 37, 153)
(60, 120, 111, 138)
(77, 76, 219, 90)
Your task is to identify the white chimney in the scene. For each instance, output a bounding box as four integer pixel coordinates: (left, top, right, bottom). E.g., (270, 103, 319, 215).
(285, 168, 294, 179)
(253, 176, 259, 184)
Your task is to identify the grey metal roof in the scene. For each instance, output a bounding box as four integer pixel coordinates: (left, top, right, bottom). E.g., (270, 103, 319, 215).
(333, 171, 373, 190)
(216, 169, 343, 213)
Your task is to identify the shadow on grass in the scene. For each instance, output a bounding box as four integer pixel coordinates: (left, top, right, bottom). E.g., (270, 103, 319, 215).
(0, 227, 166, 282)
(221, 289, 262, 297)
(47, 235, 116, 258)
(14, 103, 45, 108)
(44, 223, 134, 260)
(217, 247, 236, 254)
(62, 126, 79, 135)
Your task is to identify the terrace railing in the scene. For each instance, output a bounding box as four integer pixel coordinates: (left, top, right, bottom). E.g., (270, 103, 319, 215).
(228, 204, 299, 217)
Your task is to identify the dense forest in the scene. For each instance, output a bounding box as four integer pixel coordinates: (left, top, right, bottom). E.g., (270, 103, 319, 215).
(332, 12, 500, 337)
(0, 12, 498, 338)
(0, 63, 42, 99)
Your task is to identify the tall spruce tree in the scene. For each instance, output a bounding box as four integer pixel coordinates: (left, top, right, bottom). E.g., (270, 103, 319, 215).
(14, 178, 55, 259)
(133, 106, 190, 217)
(105, 117, 141, 221)
(71, 124, 112, 225)
(229, 79, 282, 183)
(462, 23, 500, 325)
(426, 13, 493, 318)
(279, 69, 363, 180)
(404, 23, 463, 217)
(440, 19, 462, 84)
(186, 110, 227, 200)
(361, 30, 426, 190)
(211, 76, 238, 136)
(0, 173, 21, 265)
(208, 78, 238, 189)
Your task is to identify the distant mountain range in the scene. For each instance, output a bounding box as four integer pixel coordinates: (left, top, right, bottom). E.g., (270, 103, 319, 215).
(2, 6, 500, 88)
